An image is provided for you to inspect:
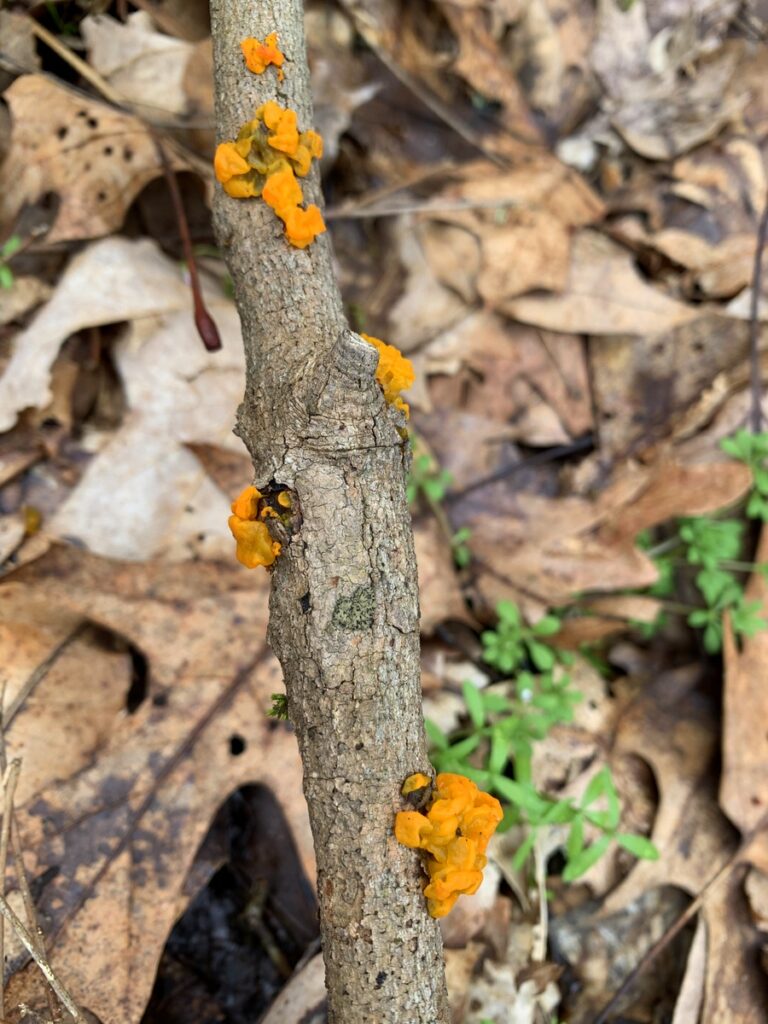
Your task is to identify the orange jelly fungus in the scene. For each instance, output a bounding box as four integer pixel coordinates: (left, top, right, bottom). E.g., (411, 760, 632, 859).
(213, 100, 326, 249)
(240, 33, 285, 79)
(360, 334, 415, 418)
(395, 772, 503, 918)
(228, 485, 281, 569)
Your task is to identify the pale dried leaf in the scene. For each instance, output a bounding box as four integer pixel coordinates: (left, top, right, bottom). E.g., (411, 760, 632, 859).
(82, 12, 197, 118)
(0, 237, 189, 432)
(0, 277, 51, 327)
(413, 518, 471, 634)
(260, 954, 326, 1024)
(502, 231, 698, 335)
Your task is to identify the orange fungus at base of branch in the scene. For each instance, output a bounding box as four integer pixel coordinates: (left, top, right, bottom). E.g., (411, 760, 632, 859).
(240, 33, 285, 79)
(213, 99, 326, 249)
(228, 486, 282, 569)
(394, 773, 503, 918)
(360, 334, 415, 418)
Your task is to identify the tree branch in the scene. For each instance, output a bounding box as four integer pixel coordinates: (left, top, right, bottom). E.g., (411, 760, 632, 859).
(209, 2, 449, 1021)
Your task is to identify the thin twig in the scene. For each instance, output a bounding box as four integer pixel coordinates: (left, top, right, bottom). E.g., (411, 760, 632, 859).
(152, 134, 222, 351)
(749, 190, 768, 432)
(0, 761, 19, 1023)
(444, 435, 594, 503)
(0, 891, 85, 1023)
(0, 698, 58, 1022)
(27, 19, 123, 106)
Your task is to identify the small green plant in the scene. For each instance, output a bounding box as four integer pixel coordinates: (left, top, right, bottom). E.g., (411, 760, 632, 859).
(481, 600, 571, 673)
(427, 600, 658, 881)
(721, 429, 768, 521)
(268, 693, 288, 720)
(0, 236, 21, 290)
(407, 445, 453, 506)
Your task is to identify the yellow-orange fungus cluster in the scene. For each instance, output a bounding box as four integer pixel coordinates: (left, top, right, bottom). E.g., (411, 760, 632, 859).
(360, 334, 415, 418)
(241, 33, 285, 79)
(214, 100, 326, 249)
(395, 773, 503, 918)
(228, 485, 282, 569)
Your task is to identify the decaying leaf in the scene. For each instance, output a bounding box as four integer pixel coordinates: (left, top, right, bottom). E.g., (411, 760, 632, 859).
(423, 312, 592, 445)
(2, 547, 311, 1024)
(0, 237, 247, 561)
(590, 314, 753, 455)
(721, 527, 768, 836)
(502, 231, 698, 335)
(82, 12, 201, 119)
(0, 75, 189, 244)
(413, 518, 472, 634)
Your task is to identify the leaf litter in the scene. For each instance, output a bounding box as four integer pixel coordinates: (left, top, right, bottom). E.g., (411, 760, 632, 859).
(1, 1, 768, 1022)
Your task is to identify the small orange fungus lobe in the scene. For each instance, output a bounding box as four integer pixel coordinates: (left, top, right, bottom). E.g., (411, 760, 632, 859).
(214, 99, 325, 248)
(360, 334, 415, 418)
(240, 32, 285, 79)
(214, 142, 251, 183)
(402, 772, 431, 796)
(228, 486, 281, 569)
(280, 204, 326, 249)
(394, 772, 503, 918)
(262, 167, 303, 214)
(267, 108, 300, 156)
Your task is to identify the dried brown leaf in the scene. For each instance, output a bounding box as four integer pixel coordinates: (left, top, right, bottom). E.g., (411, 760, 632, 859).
(721, 527, 768, 836)
(3, 547, 311, 1024)
(502, 231, 698, 335)
(0, 75, 188, 244)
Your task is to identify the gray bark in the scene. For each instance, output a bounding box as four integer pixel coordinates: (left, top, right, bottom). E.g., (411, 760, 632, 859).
(209, 3, 450, 1021)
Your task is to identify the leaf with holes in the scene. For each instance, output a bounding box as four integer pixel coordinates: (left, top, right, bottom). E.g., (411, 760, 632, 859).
(1, 546, 311, 1024)
(0, 74, 192, 243)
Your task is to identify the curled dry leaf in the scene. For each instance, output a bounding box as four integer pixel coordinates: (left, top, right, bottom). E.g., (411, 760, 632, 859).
(0, 75, 188, 244)
(81, 12, 201, 120)
(590, 315, 752, 456)
(420, 158, 603, 307)
(598, 666, 766, 1024)
(0, 238, 247, 562)
(424, 311, 592, 445)
(502, 231, 698, 335)
(2, 547, 311, 1024)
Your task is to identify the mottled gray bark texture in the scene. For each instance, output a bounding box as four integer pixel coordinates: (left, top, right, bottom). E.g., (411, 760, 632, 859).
(209, 3, 450, 1022)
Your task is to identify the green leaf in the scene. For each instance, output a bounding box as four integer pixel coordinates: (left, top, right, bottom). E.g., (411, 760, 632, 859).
(581, 766, 611, 808)
(423, 478, 448, 502)
(487, 728, 509, 775)
(541, 799, 578, 826)
(695, 568, 739, 608)
(0, 235, 21, 259)
(528, 640, 556, 671)
(496, 600, 521, 627)
(566, 816, 584, 861)
(424, 718, 448, 751)
(492, 776, 549, 817)
(0, 266, 13, 290)
(562, 834, 612, 881)
(462, 681, 485, 729)
(616, 833, 659, 860)
(532, 615, 561, 636)
(447, 734, 481, 761)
